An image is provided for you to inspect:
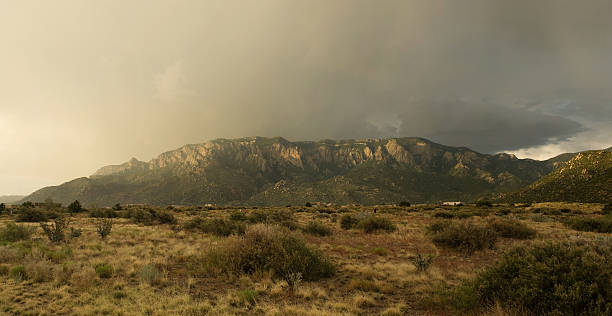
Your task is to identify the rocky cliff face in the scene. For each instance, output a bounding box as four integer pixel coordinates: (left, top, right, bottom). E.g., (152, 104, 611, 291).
(23, 137, 564, 206)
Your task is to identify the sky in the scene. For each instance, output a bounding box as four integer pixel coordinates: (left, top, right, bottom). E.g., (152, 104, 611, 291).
(1, 0, 611, 195)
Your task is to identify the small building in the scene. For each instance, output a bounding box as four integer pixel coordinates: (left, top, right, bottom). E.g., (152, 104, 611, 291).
(442, 201, 464, 206)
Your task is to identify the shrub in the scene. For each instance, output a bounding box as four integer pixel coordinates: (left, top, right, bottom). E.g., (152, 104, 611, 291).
(67, 200, 83, 214)
(16, 208, 48, 222)
(489, 218, 536, 239)
(186, 218, 245, 237)
(564, 217, 612, 233)
(0, 222, 35, 242)
(305, 202, 312, 207)
(399, 201, 411, 207)
(356, 216, 396, 233)
(247, 209, 298, 230)
(475, 200, 492, 207)
(112, 203, 122, 211)
(429, 221, 497, 254)
(603, 203, 612, 215)
(40, 217, 68, 242)
(155, 210, 177, 224)
(409, 252, 434, 273)
(0, 264, 8, 275)
(69, 227, 82, 239)
(203, 224, 335, 281)
(94, 263, 114, 278)
(9, 265, 26, 281)
(340, 214, 359, 230)
(25, 260, 54, 282)
(302, 221, 332, 236)
(0, 203, 5, 214)
(96, 219, 113, 240)
(453, 242, 612, 315)
(138, 264, 163, 285)
(433, 211, 455, 219)
(229, 210, 248, 221)
(237, 288, 258, 307)
(90, 209, 118, 218)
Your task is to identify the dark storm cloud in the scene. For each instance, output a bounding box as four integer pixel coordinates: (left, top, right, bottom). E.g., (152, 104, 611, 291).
(0, 0, 611, 194)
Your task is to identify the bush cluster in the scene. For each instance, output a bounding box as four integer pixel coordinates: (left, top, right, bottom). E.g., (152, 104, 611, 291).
(0, 222, 35, 242)
(355, 217, 396, 233)
(489, 218, 536, 239)
(340, 214, 360, 230)
(453, 242, 612, 315)
(302, 221, 333, 236)
(564, 217, 612, 233)
(202, 224, 335, 281)
(16, 208, 56, 222)
(127, 208, 176, 225)
(90, 209, 118, 218)
(428, 221, 497, 254)
(246, 209, 298, 230)
(184, 217, 246, 236)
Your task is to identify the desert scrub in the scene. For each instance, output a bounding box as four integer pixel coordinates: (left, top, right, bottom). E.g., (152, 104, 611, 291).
(340, 214, 359, 230)
(356, 216, 396, 233)
(428, 221, 497, 254)
(40, 217, 69, 242)
(489, 218, 536, 239)
(453, 242, 612, 315)
(96, 218, 113, 239)
(0, 222, 35, 242)
(94, 263, 114, 278)
(246, 209, 298, 230)
(9, 265, 26, 281)
(564, 216, 612, 233)
(184, 218, 245, 236)
(138, 264, 163, 285)
(202, 224, 335, 281)
(302, 221, 332, 236)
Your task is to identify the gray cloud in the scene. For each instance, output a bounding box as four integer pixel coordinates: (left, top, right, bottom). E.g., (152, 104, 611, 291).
(0, 0, 611, 194)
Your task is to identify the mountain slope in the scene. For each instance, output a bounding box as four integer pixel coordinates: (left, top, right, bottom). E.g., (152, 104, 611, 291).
(23, 137, 560, 206)
(0, 195, 25, 204)
(502, 150, 612, 203)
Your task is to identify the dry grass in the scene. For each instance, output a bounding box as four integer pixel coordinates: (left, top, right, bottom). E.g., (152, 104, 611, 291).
(0, 203, 609, 315)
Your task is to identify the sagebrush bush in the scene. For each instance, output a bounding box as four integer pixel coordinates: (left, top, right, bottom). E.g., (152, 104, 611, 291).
(90, 209, 118, 218)
(247, 209, 298, 230)
(94, 263, 114, 278)
(453, 242, 612, 315)
(429, 221, 497, 254)
(202, 224, 335, 281)
(0, 222, 35, 242)
(126, 207, 176, 225)
(185, 218, 245, 236)
(564, 217, 612, 233)
(340, 214, 359, 230)
(302, 221, 332, 236)
(356, 216, 396, 233)
(489, 218, 536, 239)
(25, 260, 54, 282)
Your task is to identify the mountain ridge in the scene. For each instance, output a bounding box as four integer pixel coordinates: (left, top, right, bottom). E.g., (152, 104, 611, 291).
(20, 136, 600, 206)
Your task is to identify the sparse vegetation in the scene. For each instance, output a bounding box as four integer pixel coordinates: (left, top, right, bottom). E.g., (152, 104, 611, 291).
(564, 216, 612, 233)
(355, 216, 396, 233)
(40, 217, 69, 242)
(302, 221, 332, 236)
(489, 218, 536, 239)
(340, 214, 359, 230)
(96, 218, 113, 239)
(94, 263, 114, 278)
(0, 222, 35, 242)
(428, 221, 497, 254)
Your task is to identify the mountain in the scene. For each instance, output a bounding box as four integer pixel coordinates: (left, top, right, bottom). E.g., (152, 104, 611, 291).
(501, 150, 612, 203)
(0, 195, 25, 204)
(22, 137, 566, 206)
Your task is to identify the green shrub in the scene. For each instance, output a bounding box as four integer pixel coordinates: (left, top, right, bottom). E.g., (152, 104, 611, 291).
(428, 221, 497, 254)
(340, 214, 359, 230)
(203, 224, 335, 281)
(9, 265, 26, 281)
(237, 288, 258, 307)
(433, 211, 455, 219)
(186, 218, 245, 237)
(94, 263, 114, 278)
(475, 200, 492, 207)
(16, 208, 48, 222)
(489, 218, 536, 239)
(229, 210, 248, 221)
(40, 217, 68, 242)
(409, 252, 434, 273)
(0, 264, 8, 275)
(90, 209, 118, 218)
(302, 221, 332, 236)
(355, 216, 396, 233)
(155, 210, 177, 224)
(453, 242, 612, 315)
(69, 227, 82, 239)
(564, 217, 612, 233)
(67, 200, 83, 214)
(0, 222, 35, 242)
(96, 219, 113, 240)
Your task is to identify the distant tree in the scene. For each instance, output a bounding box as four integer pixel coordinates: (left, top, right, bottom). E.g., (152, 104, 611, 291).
(305, 202, 312, 207)
(0, 203, 5, 214)
(67, 200, 83, 214)
(21, 201, 34, 208)
(44, 198, 56, 211)
(399, 201, 411, 207)
(476, 200, 493, 208)
(112, 203, 122, 211)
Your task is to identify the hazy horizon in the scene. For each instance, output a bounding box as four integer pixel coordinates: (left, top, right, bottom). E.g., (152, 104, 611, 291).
(2, 0, 611, 195)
